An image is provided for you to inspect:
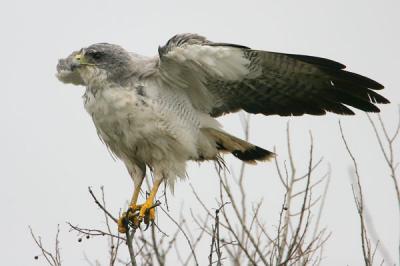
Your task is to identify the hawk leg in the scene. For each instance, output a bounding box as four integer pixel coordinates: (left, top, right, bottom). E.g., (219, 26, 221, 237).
(118, 179, 144, 233)
(129, 181, 143, 212)
(138, 178, 164, 224)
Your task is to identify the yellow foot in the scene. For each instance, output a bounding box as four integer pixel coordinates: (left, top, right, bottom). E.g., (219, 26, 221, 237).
(138, 201, 156, 225)
(117, 209, 140, 233)
(117, 203, 157, 233)
(129, 204, 142, 212)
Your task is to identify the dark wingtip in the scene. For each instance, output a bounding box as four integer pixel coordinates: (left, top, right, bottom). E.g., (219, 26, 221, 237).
(232, 146, 275, 164)
(326, 69, 384, 90)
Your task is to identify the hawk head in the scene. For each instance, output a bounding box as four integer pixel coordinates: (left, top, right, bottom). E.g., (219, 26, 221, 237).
(56, 43, 132, 86)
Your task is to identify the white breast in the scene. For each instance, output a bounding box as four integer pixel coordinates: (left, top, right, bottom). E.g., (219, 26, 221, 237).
(83, 83, 201, 166)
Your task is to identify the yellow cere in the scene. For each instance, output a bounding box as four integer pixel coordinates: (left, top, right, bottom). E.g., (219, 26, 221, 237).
(74, 53, 95, 66)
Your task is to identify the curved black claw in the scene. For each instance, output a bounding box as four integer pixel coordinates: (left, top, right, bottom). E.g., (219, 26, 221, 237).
(144, 222, 150, 231)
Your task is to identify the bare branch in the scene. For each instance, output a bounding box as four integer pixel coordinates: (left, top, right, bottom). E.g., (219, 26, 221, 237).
(29, 225, 62, 266)
(159, 206, 199, 266)
(88, 187, 118, 223)
(125, 228, 137, 266)
(339, 121, 373, 266)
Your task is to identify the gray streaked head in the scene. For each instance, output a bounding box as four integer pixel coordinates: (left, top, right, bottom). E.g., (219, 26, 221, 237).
(56, 43, 133, 86)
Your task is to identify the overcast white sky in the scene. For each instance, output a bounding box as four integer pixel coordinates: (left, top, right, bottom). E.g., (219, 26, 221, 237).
(1, 0, 399, 265)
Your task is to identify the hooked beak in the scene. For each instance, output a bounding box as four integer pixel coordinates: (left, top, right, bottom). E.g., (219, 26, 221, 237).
(56, 51, 85, 85)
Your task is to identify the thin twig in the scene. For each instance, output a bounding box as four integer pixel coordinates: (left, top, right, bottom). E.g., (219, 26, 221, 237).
(29, 226, 62, 266)
(88, 187, 118, 223)
(339, 121, 373, 266)
(159, 206, 199, 266)
(67, 222, 126, 241)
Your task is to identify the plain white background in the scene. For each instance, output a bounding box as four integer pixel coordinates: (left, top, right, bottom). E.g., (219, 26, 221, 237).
(1, 0, 399, 265)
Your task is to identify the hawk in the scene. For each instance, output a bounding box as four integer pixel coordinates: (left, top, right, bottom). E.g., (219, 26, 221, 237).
(56, 33, 388, 232)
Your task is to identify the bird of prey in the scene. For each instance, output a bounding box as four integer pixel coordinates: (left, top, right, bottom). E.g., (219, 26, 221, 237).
(56, 33, 388, 232)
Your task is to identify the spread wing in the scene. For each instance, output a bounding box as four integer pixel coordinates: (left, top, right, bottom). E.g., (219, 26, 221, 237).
(156, 33, 388, 117)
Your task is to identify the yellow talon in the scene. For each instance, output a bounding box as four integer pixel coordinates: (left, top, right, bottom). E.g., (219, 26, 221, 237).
(144, 208, 156, 225)
(129, 204, 142, 212)
(138, 201, 156, 221)
(118, 210, 142, 233)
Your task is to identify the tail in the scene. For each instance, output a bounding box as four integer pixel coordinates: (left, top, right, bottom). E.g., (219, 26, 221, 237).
(201, 128, 275, 164)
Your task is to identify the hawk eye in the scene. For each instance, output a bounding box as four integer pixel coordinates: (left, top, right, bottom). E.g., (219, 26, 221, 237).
(88, 51, 104, 60)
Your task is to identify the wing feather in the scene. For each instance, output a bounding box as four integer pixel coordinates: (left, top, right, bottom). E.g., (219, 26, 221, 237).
(157, 34, 388, 117)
